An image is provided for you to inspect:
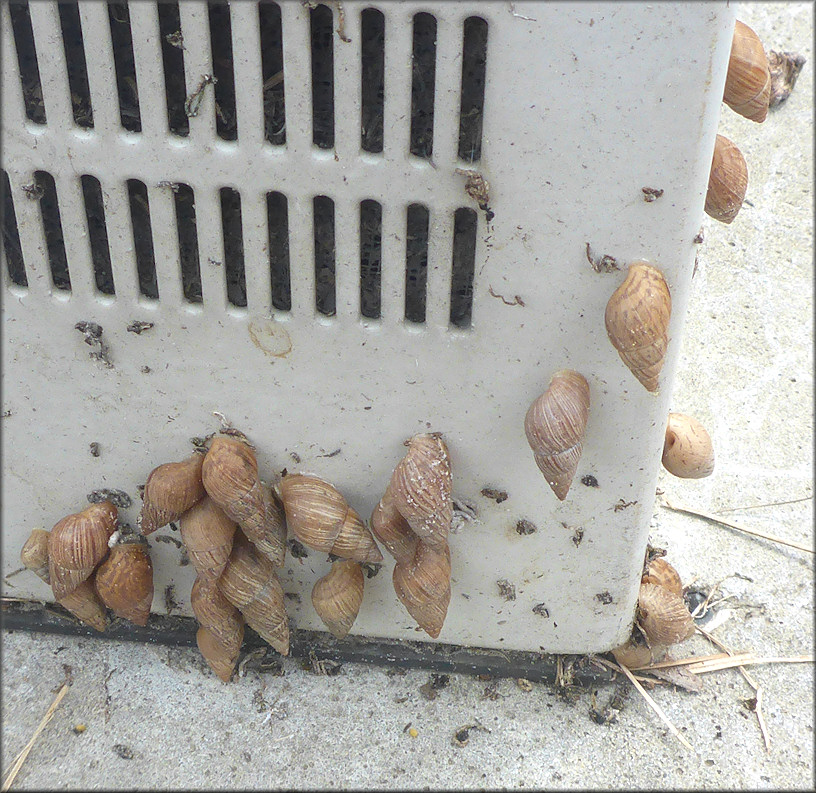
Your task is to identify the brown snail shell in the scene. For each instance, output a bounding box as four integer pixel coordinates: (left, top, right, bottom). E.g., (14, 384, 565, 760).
(278, 474, 383, 564)
(48, 502, 118, 599)
(311, 559, 365, 639)
(392, 542, 451, 639)
(179, 496, 238, 581)
(524, 370, 590, 500)
(604, 261, 671, 393)
(94, 536, 154, 627)
(388, 433, 452, 549)
(196, 626, 244, 683)
(723, 20, 771, 123)
(705, 134, 748, 225)
(370, 486, 420, 566)
(21, 528, 51, 584)
(641, 557, 684, 599)
(139, 453, 206, 535)
(191, 576, 244, 649)
(611, 636, 667, 669)
(218, 532, 289, 655)
(637, 582, 695, 646)
(662, 412, 715, 479)
(202, 436, 286, 565)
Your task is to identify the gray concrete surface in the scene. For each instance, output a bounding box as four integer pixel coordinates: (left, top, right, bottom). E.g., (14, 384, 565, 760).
(2, 3, 813, 790)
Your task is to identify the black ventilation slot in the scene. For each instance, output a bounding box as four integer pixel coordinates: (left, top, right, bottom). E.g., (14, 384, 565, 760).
(266, 191, 290, 311)
(157, 1, 188, 136)
(409, 13, 437, 159)
(310, 3, 334, 149)
(404, 203, 429, 323)
(360, 8, 384, 153)
(8, 1, 46, 124)
(458, 17, 488, 163)
(57, 1, 94, 127)
(107, 2, 141, 132)
(259, 1, 285, 145)
(2, 170, 27, 287)
(126, 179, 158, 299)
(313, 195, 335, 316)
(449, 208, 477, 328)
(208, 1, 238, 141)
(360, 199, 382, 319)
(80, 175, 115, 295)
(173, 184, 202, 303)
(220, 187, 246, 307)
(34, 171, 70, 291)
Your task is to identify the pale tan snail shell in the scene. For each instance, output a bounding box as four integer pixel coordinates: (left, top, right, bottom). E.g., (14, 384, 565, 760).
(94, 535, 154, 627)
(370, 485, 420, 567)
(139, 452, 206, 535)
(604, 261, 671, 392)
(278, 474, 383, 564)
(20, 528, 51, 584)
(202, 436, 286, 566)
(191, 576, 244, 681)
(392, 542, 451, 639)
(637, 582, 696, 646)
(662, 412, 715, 479)
(311, 559, 365, 639)
(524, 370, 590, 501)
(217, 532, 289, 656)
(179, 496, 238, 581)
(723, 20, 771, 123)
(641, 557, 684, 599)
(611, 636, 667, 669)
(705, 134, 748, 225)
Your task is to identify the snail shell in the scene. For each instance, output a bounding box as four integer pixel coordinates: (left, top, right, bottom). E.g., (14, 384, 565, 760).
(724, 20, 771, 123)
(48, 501, 118, 599)
(637, 582, 695, 646)
(705, 134, 748, 225)
(370, 486, 420, 566)
(662, 412, 715, 479)
(604, 261, 671, 392)
(192, 576, 244, 681)
(388, 433, 452, 549)
(524, 370, 590, 500)
(21, 528, 51, 584)
(218, 532, 289, 656)
(392, 542, 451, 639)
(641, 557, 684, 599)
(139, 453, 206, 535)
(196, 626, 244, 683)
(278, 474, 383, 564)
(202, 436, 286, 566)
(311, 559, 365, 639)
(611, 636, 667, 669)
(94, 536, 154, 627)
(179, 496, 238, 581)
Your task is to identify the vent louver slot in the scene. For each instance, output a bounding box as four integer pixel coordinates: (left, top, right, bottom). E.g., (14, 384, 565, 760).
(310, 3, 335, 150)
(405, 203, 429, 323)
(220, 187, 246, 307)
(449, 207, 478, 327)
(2, 171, 27, 287)
(208, 0, 238, 141)
(33, 171, 70, 292)
(58, 0, 94, 127)
(259, 1, 285, 145)
(313, 195, 336, 315)
(360, 8, 384, 153)
(409, 12, 436, 159)
(173, 183, 202, 303)
(157, 0, 188, 136)
(458, 17, 488, 163)
(107, 2, 141, 132)
(126, 179, 158, 299)
(267, 191, 291, 311)
(80, 174, 115, 296)
(8, 1, 45, 125)
(359, 199, 382, 319)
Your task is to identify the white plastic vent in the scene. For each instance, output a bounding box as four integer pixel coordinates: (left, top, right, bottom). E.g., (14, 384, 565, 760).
(1, 1, 734, 654)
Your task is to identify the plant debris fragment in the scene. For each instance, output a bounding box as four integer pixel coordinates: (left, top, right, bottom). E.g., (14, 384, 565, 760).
(768, 50, 806, 108)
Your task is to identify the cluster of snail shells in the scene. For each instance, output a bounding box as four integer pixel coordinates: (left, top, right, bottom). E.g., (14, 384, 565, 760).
(370, 433, 453, 639)
(612, 557, 696, 668)
(20, 501, 154, 632)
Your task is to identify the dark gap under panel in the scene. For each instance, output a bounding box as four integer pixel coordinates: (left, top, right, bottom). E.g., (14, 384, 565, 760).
(34, 171, 70, 291)
(458, 17, 488, 163)
(449, 207, 477, 328)
(266, 191, 290, 311)
(404, 203, 429, 323)
(220, 187, 246, 307)
(310, 3, 334, 149)
(8, 1, 46, 124)
(208, 1, 238, 141)
(126, 179, 158, 299)
(80, 175, 115, 295)
(173, 184, 202, 303)
(313, 195, 335, 316)
(259, 0, 285, 145)
(410, 13, 436, 159)
(157, 1, 188, 136)
(107, 2, 141, 132)
(360, 8, 384, 153)
(57, 1, 94, 127)
(359, 199, 382, 319)
(2, 170, 27, 287)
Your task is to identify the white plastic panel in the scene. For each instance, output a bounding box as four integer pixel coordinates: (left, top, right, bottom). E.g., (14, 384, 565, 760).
(1, 1, 734, 653)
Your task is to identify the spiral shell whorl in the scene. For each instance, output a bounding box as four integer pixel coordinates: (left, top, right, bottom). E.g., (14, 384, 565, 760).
(392, 542, 452, 639)
(94, 538, 154, 627)
(139, 453, 206, 535)
(724, 20, 771, 122)
(311, 559, 365, 639)
(179, 496, 238, 582)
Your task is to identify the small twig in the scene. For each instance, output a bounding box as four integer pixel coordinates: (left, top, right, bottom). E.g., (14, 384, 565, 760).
(2, 679, 71, 791)
(507, 2, 536, 21)
(662, 499, 813, 554)
(716, 496, 812, 513)
(596, 657, 692, 750)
